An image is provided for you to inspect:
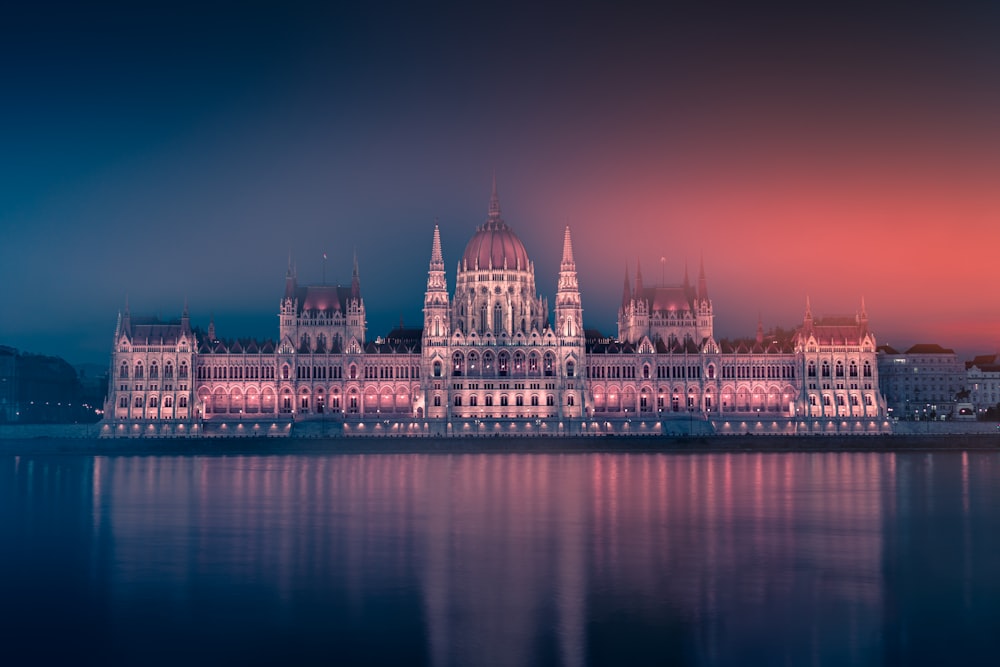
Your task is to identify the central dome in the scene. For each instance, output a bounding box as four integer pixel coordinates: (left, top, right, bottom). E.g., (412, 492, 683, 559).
(460, 179, 531, 271)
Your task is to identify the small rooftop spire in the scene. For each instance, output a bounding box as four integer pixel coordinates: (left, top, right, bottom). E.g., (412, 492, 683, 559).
(488, 171, 502, 223)
(351, 249, 361, 300)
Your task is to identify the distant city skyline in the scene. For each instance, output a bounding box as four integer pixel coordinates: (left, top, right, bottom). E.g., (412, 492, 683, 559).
(3, 2, 999, 364)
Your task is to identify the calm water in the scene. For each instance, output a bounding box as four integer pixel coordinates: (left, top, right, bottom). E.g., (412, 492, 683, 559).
(3, 449, 1000, 666)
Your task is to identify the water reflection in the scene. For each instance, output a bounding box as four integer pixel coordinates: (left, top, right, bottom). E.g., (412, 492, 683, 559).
(3, 450, 1000, 665)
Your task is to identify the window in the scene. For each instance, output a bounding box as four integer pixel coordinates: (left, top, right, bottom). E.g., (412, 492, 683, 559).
(179, 396, 187, 408)
(119, 396, 127, 408)
(567, 395, 574, 406)
(454, 396, 463, 407)
(120, 362, 128, 379)
(433, 395, 441, 407)
(135, 363, 143, 379)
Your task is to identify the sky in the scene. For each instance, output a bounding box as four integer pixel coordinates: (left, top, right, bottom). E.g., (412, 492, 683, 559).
(2, 1, 999, 365)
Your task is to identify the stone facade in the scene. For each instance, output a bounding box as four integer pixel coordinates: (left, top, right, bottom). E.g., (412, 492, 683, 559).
(104, 183, 886, 436)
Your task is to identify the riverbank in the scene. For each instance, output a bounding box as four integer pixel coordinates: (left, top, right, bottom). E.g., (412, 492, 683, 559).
(2, 432, 998, 456)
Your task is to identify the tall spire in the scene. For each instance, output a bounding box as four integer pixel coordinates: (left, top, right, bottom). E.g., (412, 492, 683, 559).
(488, 171, 502, 224)
(756, 313, 764, 344)
(805, 296, 813, 323)
(351, 249, 361, 300)
(430, 222, 444, 267)
(860, 296, 868, 322)
(560, 226, 575, 266)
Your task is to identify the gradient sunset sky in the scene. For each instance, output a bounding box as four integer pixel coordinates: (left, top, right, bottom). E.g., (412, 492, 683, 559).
(3, 1, 999, 364)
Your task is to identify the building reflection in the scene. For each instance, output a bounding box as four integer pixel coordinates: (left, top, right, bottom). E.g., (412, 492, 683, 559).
(65, 449, 1000, 665)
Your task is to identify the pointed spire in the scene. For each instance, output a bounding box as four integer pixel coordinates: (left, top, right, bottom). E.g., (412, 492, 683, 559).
(121, 293, 131, 334)
(284, 252, 297, 300)
(560, 226, 575, 266)
(756, 313, 764, 344)
(207, 314, 216, 342)
(430, 223, 444, 268)
(805, 296, 813, 323)
(860, 296, 868, 321)
(488, 171, 502, 224)
(351, 249, 361, 300)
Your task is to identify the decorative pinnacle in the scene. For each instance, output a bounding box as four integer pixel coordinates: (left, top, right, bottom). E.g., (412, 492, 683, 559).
(561, 226, 574, 265)
(431, 224, 444, 265)
(488, 171, 501, 222)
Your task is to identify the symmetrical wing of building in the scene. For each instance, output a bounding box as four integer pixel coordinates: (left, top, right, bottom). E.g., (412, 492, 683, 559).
(104, 182, 886, 436)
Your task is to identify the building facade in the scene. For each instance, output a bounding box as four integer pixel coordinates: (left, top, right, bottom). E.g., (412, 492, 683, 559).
(104, 183, 886, 436)
(877, 343, 966, 419)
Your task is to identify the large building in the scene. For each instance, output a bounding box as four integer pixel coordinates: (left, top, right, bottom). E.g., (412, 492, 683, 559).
(877, 343, 966, 419)
(103, 182, 886, 437)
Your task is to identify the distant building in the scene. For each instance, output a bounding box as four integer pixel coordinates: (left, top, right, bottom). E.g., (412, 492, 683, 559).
(104, 181, 886, 436)
(877, 343, 965, 419)
(0, 346, 16, 422)
(965, 354, 1000, 416)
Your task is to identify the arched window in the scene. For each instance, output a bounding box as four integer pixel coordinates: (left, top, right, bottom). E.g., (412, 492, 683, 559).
(821, 361, 830, 378)
(452, 352, 465, 376)
(483, 351, 495, 373)
(808, 362, 816, 377)
(282, 365, 290, 380)
(835, 361, 844, 378)
(513, 351, 525, 374)
(485, 395, 493, 406)
(149, 363, 159, 379)
(454, 395, 463, 407)
(567, 395, 574, 406)
(433, 360, 442, 377)
(134, 363, 143, 379)
(498, 351, 510, 376)
(863, 362, 872, 378)
(500, 395, 508, 406)
(119, 362, 128, 379)
(434, 395, 441, 407)
(543, 352, 555, 376)
(567, 360, 576, 378)
(470, 395, 478, 407)
(642, 364, 650, 379)
(164, 362, 173, 379)
(179, 362, 188, 379)
(849, 362, 858, 378)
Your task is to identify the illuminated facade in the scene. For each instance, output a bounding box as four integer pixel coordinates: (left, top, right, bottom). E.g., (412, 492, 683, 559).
(103, 182, 885, 436)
